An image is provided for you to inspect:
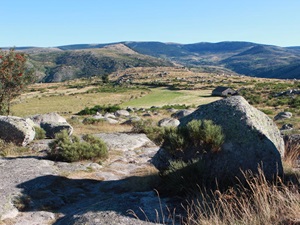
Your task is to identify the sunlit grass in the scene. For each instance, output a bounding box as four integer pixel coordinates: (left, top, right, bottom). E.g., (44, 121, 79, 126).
(121, 87, 221, 108)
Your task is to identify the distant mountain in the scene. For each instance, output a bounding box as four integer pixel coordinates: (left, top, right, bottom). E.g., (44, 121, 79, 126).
(24, 44, 173, 82)
(221, 45, 300, 78)
(124, 41, 300, 79)
(8, 41, 300, 81)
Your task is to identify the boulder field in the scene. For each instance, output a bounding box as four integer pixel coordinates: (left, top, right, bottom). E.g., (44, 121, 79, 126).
(0, 96, 287, 224)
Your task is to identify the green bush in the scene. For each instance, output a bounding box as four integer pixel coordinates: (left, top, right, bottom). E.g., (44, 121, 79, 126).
(161, 104, 191, 110)
(34, 126, 46, 140)
(48, 130, 108, 162)
(131, 119, 165, 145)
(77, 104, 121, 115)
(162, 119, 225, 155)
(200, 120, 225, 152)
(162, 127, 186, 154)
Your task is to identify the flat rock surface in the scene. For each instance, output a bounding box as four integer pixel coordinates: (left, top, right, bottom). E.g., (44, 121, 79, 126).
(0, 133, 176, 225)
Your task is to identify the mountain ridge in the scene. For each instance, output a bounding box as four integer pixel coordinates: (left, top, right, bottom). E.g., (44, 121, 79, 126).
(4, 41, 300, 80)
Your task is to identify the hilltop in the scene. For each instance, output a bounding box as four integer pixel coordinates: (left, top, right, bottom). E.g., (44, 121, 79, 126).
(23, 44, 173, 82)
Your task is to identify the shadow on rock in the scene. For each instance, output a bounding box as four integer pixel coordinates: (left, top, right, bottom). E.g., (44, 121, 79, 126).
(15, 174, 177, 225)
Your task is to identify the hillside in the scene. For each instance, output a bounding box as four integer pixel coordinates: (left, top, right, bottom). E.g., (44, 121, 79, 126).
(124, 41, 300, 78)
(10, 41, 300, 81)
(24, 44, 174, 82)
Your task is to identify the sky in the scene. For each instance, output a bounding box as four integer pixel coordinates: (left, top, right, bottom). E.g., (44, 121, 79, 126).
(1, 0, 299, 47)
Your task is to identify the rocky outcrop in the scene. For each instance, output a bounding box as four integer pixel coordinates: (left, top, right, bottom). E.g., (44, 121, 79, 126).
(0, 116, 35, 146)
(0, 133, 169, 225)
(0, 158, 56, 221)
(155, 96, 284, 182)
(30, 113, 73, 138)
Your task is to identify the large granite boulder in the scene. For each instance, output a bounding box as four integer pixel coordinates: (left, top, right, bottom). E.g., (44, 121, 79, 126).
(154, 96, 284, 182)
(30, 113, 73, 138)
(0, 116, 35, 146)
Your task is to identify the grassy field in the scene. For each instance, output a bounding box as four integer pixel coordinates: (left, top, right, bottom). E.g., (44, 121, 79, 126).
(121, 87, 220, 108)
(11, 83, 220, 117)
(9, 67, 300, 133)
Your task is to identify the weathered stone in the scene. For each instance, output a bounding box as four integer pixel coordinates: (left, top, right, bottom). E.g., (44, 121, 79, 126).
(280, 123, 293, 131)
(171, 109, 194, 119)
(167, 108, 177, 113)
(92, 114, 104, 119)
(40, 122, 73, 139)
(155, 96, 284, 182)
(115, 110, 130, 117)
(30, 113, 73, 138)
(0, 132, 173, 225)
(126, 106, 135, 112)
(104, 112, 116, 119)
(0, 116, 35, 146)
(94, 133, 155, 151)
(274, 111, 292, 120)
(0, 158, 56, 220)
(30, 112, 68, 125)
(105, 117, 119, 124)
(158, 118, 180, 127)
(122, 116, 141, 125)
(14, 211, 56, 225)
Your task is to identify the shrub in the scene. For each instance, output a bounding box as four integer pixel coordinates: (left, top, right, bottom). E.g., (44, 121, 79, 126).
(131, 119, 165, 145)
(200, 120, 224, 152)
(162, 127, 186, 154)
(48, 130, 108, 162)
(161, 104, 191, 110)
(34, 126, 46, 140)
(162, 119, 224, 155)
(77, 104, 121, 115)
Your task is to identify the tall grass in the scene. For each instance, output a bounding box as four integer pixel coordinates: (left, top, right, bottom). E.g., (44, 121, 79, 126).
(184, 169, 300, 225)
(284, 141, 300, 169)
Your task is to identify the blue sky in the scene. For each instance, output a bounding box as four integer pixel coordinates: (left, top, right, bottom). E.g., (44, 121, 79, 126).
(1, 0, 299, 47)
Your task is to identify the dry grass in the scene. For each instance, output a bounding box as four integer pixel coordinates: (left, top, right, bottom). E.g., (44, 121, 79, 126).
(184, 170, 300, 225)
(71, 122, 133, 136)
(11, 91, 142, 117)
(284, 141, 300, 169)
(0, 140, 33, 157)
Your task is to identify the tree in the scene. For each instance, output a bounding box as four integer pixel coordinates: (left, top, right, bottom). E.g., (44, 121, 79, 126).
(0, 48, 35, 115)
